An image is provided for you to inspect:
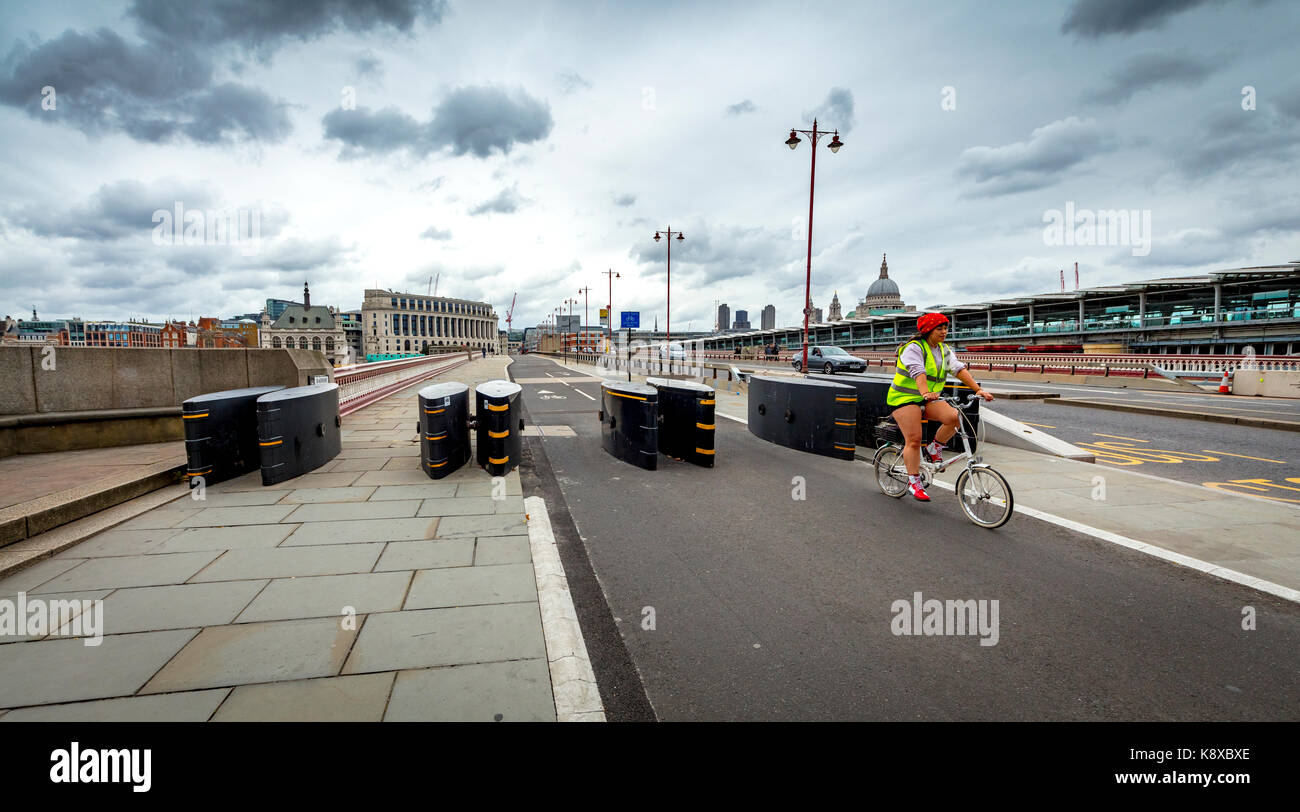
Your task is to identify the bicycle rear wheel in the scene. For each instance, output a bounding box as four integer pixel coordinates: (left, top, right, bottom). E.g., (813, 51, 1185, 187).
(954, 466, 1013, 528)
(874, 444, 908, 498)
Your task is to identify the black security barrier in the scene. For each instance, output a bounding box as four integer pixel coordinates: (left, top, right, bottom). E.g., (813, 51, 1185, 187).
(647, 376, 715, 467)
(182, 385, 285, 487)
(256, 383, 342, 486)
(810, 373, 980, 452)
(747, 375, 857, 460)
(476, 380, 523, 476)
(599, 381, 659, 470)
(418, 382, 471, 479)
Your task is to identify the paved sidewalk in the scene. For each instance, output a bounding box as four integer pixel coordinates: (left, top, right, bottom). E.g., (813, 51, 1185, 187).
(0, 357, 586, 721)
(552, 356, 1300, 599)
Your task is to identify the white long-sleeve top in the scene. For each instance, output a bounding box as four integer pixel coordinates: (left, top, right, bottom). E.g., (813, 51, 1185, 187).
(900, 341, 966, 379)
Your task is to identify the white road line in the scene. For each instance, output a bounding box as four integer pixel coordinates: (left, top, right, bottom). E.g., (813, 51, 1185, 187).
(525, 495, 606, 722)
(717, 412, 748, 425)
(571, 388, 596, 401)
(924, 478, 1300, 605)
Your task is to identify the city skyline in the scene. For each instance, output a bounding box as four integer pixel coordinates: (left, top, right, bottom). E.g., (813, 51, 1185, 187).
(2, 1, 1298, 331)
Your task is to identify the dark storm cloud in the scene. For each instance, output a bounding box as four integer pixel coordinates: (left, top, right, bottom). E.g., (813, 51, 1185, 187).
(11, 180, 215, 241)
(802, 88, 855, 133)
(613, 194, 636, 207)
(421, 226, 452, 240)
(469, 186, 524, 216)
(1061, 0, 1220, 38)
(955, 117, 1114, 197)
(1084, 52, 1215, 104)
(1116, 228, 1243, 267)
(558, 71, 591, 93)
(1174, 106, 1300, 178)
(323, 86, 553, 159)
(428, 86, 553, 158)
(726, 99, 756, 116)
(255, 236, 351, 271)
(0, 28, 290, 145)
(128, 0, 445, 52)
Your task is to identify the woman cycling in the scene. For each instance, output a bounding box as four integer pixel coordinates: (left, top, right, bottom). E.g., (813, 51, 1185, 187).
(886, 312, 994, 501)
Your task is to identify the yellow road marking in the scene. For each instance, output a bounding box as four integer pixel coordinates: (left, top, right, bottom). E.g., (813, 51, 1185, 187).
(1019, 421, 1055, 429)
(1093, 433, 1147, 442)
(1201, 450, 1286, 464)
(1202, 478, 1300, 504)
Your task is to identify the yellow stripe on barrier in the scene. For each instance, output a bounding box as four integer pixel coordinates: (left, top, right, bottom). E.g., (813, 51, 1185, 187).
(835, 397, 857, 402)
(696, 423, 715, 430)
(486, 403, 509, 411)
(834, 444, 854, 451)
(489, 456, 509, 464)
(428, 460, 447, 468)
(425, 408, 445, 414)
(610, 392, 646, 401)
(489, 429, 509, 438)
(182, 412, 209, 419)
(696, 448, 715, 455)
(184, 469, 212, 477)
(259, 440, 282, 446)
(425, 434, 446, 441)
(700, 399, 716, 405)
(835, 420, 856, 426)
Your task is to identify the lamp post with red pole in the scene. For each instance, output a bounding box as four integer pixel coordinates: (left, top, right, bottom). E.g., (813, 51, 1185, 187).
(652, 227, 685, 352)
(785, 118, 843, 374)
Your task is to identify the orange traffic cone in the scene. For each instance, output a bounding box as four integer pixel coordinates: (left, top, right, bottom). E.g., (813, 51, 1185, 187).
(1218, 370, 1231, 394)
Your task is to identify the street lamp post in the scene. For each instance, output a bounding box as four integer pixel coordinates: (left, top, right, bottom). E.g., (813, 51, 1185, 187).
(601, 269, 620, 353)
(564, 298, 578, 363)
(578, 286, 592, 354)
(785, 118, 843, 374)
(653, 227, 685, 352)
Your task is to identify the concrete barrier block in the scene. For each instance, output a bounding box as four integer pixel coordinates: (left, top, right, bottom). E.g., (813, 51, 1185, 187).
(249, 348, 329, 389)
(0, 347, 37, 415)
(111, 349, 176, 409)
(170, 349, 203, 404)
(198, 349, 251, 396)
(34, 348, 115, 412)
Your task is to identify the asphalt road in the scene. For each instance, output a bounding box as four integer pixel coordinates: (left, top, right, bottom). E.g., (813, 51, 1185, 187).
(508, 354, 1300, 721)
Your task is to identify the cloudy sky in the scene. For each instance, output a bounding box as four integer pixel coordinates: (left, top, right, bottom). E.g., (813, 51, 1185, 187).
(1, 0, 1297, 332)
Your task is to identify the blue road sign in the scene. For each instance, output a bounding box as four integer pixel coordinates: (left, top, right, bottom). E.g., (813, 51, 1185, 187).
(621, 311, 640, 328)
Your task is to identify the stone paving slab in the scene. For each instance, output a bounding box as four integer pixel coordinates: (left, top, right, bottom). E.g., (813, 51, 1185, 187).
(0, 590, 111, 643)
(182, 491, 291, 508)
(342, 603, 547, 674)
(52, 527, 183, 558)
(0, 557, 84, 595)
(370, 483, 459, 501)
(177, 505, 299, 527)
(141, 617, 358, 694)
(236, 571, 413, 623)
(281, 518, 438, 546)
(36, 551, 221, 593)
(331, 457, 393, 472)
(156, 524, 298, 553)
(436, 513, 529, 539)
(0, 688, 230, 722)
(385, 660, 555, 722)
(404, 563, 538, 610)
(0, 629, 198, 709)
(216, 471, 364, 492)
(115, 507, 203, 530)
(381, 457, 422, 471)
(352, 470, 437, 486)
(190, 544, 384, 581)
(79, 581, 269, 635)
(474, 535, 532, 565)
(416, 497, 497, 517)
(339, 447, 421, 459)
(283, 500, 421, 524)
(374, 539, 474, 571)
(279, 486, 378, 504)
(212, 672, 395, 722)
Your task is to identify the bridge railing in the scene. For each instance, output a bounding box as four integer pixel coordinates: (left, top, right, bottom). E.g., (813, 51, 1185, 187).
(334, 352, 471, 414)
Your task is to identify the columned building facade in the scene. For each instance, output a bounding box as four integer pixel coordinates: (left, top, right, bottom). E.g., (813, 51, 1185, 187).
(361, 288, 499, 359)
(260, 283, 348, 365)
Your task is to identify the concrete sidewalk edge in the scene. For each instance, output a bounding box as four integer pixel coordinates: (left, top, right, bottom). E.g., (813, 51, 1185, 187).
(525, 495, 606, 722)
(1047, 397, 1300, 432)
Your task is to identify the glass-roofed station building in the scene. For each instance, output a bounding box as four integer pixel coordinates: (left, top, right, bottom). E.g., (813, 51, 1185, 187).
(700, 262, 1300, 356)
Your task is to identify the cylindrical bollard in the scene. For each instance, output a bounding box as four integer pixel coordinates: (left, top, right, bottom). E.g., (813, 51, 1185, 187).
(600, 381, 659, 470)
(647, 377, 715, 467)
(476, 380, 522, 475)
(418, 382, 470, 478)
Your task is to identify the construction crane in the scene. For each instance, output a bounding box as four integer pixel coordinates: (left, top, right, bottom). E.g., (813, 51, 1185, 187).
(505, 292, 517, 330)
(427, 273, 440, 296)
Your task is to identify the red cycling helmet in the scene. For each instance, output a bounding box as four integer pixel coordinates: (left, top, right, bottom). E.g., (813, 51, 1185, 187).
(916, 312, 949, 334)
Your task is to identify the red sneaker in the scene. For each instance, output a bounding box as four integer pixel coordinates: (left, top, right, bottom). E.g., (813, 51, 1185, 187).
(923, 444, 944, 465)
(909, 481, 931, 501)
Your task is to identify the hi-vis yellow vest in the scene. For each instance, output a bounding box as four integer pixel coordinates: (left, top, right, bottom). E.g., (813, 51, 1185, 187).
(887, 340, 949, 407)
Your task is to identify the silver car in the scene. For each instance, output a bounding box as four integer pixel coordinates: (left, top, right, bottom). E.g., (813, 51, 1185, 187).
(792, 345, 866, 374)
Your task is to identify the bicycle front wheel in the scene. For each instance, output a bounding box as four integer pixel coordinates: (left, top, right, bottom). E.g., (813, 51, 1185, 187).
(954, 466, 1014, 528)
(874, 444, 908, 498)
